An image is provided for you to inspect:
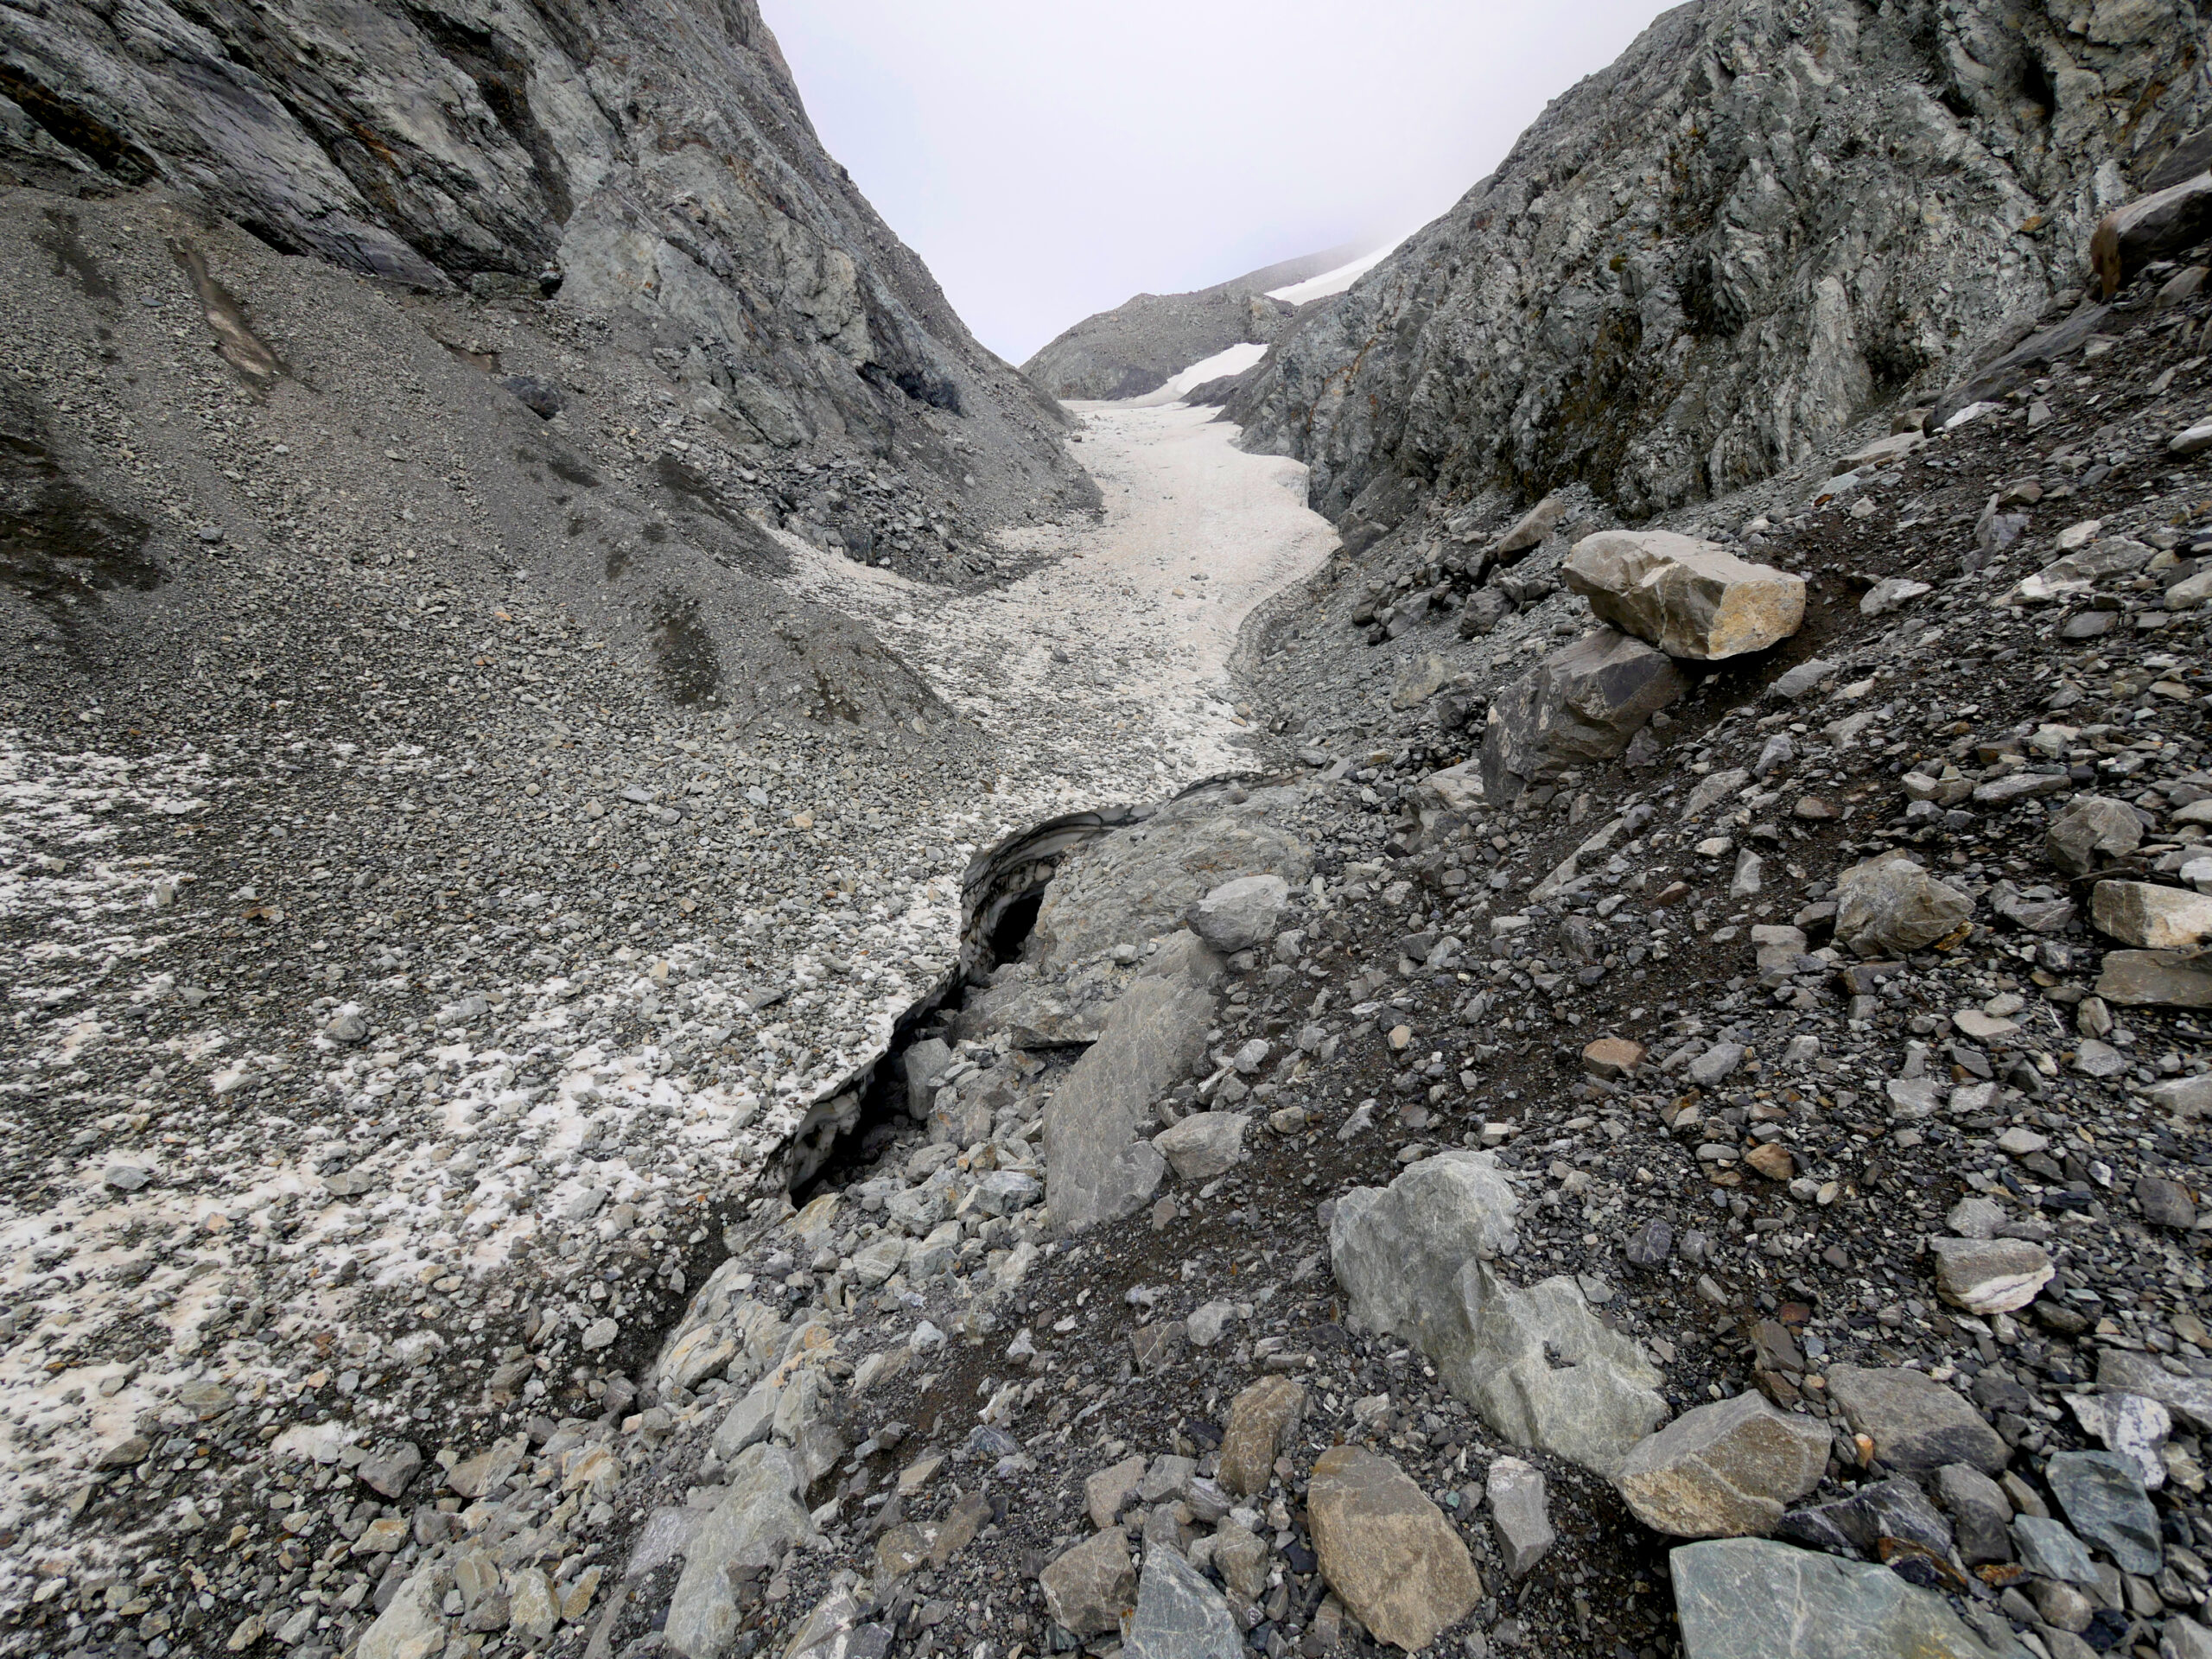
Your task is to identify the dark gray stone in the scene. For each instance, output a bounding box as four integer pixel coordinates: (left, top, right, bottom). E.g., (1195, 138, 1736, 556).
(1935, 1464, 2014, 1565)
(1121, 1545, 1243, 1659)
(1479, 628, 1686, 804)
(1826, 1365, 2009, 1474)
(2044, 1450, 2163, 1577)
(1773, 1478, 1952, 1559)
(2012, 1516, 2099, 1585)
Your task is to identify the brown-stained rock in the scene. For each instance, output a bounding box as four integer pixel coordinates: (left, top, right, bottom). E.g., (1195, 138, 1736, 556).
(1306, 1444, 1483, 1652)
(1217, 1375, 1305, 1497)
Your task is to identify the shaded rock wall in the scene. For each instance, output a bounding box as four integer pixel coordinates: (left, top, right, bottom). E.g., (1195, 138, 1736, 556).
(1230, 0, 2212, 528)
(0, 0, 1088, 506)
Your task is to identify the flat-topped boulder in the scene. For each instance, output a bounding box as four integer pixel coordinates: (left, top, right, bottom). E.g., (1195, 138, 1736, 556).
(1564, 531, 1805, 660)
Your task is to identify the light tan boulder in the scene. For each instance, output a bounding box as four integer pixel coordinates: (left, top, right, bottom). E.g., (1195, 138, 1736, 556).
(1615, 1394, 1834, 1538)
(1564, 531, 1805, 660)
(2091, 881, 2212, 950)
(1307, 1445, 1483, 1651)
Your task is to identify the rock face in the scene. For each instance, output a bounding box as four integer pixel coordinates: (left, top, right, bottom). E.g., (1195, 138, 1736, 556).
(1614, 1393, 1833, 1538)
(1020, 243, 1366, 401)
(1230, 0, 2212, 529)
(1306, 1445, 1484, 1653)
(1043, 975, 1214, 1232)
(0, 0, 1085, 503)
(1670, 1537, 2002, 1658)
(1562, 532, 1804, 660)
(1833, 855, 1974, 957)
(1331, 1154, 1666, 1475)
(1479, 629, 1686, 804)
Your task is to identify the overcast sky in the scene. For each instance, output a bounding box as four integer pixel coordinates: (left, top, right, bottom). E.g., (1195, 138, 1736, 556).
(760, 1, 1671, 366)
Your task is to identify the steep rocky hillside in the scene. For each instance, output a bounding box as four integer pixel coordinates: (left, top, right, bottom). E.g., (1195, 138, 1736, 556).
(1021, 244, 1367, 402)
(1230, 0, 2212, 536)
(0, 0, 1089, 528)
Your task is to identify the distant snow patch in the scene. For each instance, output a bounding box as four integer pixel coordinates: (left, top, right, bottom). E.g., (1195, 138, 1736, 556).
(1166, 342, 1268, 397)
(1268, 241, 1398, 305)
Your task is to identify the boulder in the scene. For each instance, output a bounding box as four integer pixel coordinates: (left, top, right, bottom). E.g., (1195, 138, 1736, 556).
(1391, 652, 1450, 709)
(1926, 1237, 2053, 1314)
(1775, 1477, 1954, 1560)
(1935, 1464, 2014, 1564)
(1670, 1538, 2004, 1658)
(2091, 881, 2212, 950)
(2005, 537, 2154, 603)
(1306, 1446, 1484, 1652)
(1615, 1393, 1833, 1537)
(1044, 976, 1214, 1233)
(1479, 628, 1686, 804)
(664, 1445, 813, 1658)
(1218, 1376, 1305, 1497)
(2092, 171, 2212, 295)
(1458, 586, 1516, 636)
(1038, 1529, 1137, 1637)
(2045, 1450, 2163, 1577)
(1084, 1453, 1146, 1530)
(1152, 1111, 1249, 1180)
(1564, 531, 1805, 660)
(1833, 855, 1973, 957)
(2098, 950, 2212, 1007)
(1188, 874, 1290, 953)
(901, 1037, 952, 1122)
(355, 1563, 450, 1659)
(1025, 786, 1311, 973)
(1492, 493, 1567, 560)
(1331, 1154, 1664, 1475)
(1122, 1547, 1243, 1659)
(1825, 1365, 2008, 1474)
(1486, 1456, 1556, 1576)
(2046, 797, 2143, 875)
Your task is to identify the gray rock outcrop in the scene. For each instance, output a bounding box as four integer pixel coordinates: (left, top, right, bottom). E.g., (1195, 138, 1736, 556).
(1230, 0, 2211, 530)
(1021, 244, 1367, 401)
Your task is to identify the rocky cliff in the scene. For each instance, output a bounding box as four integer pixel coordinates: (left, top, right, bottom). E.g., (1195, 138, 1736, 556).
(1021, 241, 1367, 401)
(1230, 0, 2212, 530)
(0, 0, 1086, 507)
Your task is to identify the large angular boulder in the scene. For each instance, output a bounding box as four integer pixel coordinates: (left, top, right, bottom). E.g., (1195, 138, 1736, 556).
(2098, 949, 2212, 1007)
(2004, 537, 2153, 603)
(1491, 493, 1567, 560)
(1564, 531, 1805, 660)
(2091, 880, 2212, 950)
(1122, 1548, 1242, 1659)
(1044, 975, 1215, 1232)
(1025, 785, 1311, 972)
(1833, 854, 1973, 957)
(1153, 1110, 1248, 1180)
(1479, 628, 1686, 804)
(1218, 1376, 1305, 1497)
(1306, 1446, 1484, 1652)
(2046, 797, 2143, 875)
(1926, 1237, 2053, 1315)
(1615, 1393, 1833, 1538)
(1038, 1529, 1137, 1637)
(1331, 1154, 1664, 1475)
(1670, 1538, 2003, 1658)
(1188, 874, 1290, 953)
(2093, 171, 2212, 296)
(1825, 1365, 2008, 1474)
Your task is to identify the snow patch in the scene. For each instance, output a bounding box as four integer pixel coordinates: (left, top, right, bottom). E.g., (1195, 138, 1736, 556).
(1268, 240, 1400, 305)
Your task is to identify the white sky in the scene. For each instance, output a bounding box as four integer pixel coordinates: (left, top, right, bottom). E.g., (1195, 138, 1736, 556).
(760, 0, 1673, 365)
